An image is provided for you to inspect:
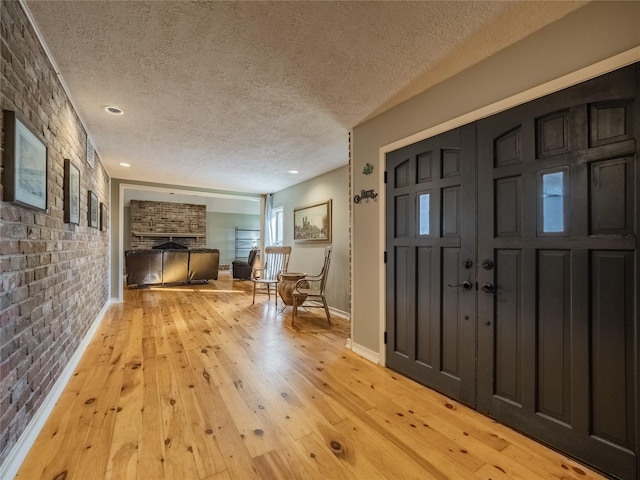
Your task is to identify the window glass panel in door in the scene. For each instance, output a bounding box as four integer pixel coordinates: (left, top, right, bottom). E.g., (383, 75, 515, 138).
(542, 171, 564, 233)
(419, 193, 430, 235)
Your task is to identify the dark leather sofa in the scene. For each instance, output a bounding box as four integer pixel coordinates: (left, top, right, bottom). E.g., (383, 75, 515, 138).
(125, 248, 220, 287)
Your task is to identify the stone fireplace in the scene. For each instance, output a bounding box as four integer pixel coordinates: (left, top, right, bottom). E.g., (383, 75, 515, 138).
(130, 200, 206, 249)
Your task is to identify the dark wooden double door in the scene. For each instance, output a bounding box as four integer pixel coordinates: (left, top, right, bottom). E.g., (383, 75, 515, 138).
(385, 64, 639, 479)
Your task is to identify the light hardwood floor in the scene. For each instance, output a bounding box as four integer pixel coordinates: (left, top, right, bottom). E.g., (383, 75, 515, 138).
(16, 272, 605, 480)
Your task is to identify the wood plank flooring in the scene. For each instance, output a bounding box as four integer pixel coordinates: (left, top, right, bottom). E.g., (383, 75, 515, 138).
(16, 272, 605, 480)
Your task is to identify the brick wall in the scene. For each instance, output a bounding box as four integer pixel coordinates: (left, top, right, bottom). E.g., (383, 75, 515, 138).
(129, 200, 206, 249)
(0, 1, 110, 466)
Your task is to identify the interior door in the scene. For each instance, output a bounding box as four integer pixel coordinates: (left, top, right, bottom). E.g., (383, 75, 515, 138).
(385, 125, 476, 406)
(476, 65, 638, 480)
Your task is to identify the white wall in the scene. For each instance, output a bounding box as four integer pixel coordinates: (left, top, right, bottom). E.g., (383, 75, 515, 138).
(272, 166, 350, 313)
(350, 1, 640, 358)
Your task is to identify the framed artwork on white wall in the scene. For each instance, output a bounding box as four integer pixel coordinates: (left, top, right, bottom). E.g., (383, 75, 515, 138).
(293, 199, 332, 243)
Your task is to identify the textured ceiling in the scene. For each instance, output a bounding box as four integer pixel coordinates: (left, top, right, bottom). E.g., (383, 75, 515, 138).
(24, 1, 585, 195)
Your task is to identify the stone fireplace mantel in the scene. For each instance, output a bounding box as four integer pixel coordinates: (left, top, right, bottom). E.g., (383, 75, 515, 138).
(132, 231, 206, 240)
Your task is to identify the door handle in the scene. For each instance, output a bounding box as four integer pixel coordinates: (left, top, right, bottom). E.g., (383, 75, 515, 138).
(481, 283, 500, 295)
(448, 281, 472, 291)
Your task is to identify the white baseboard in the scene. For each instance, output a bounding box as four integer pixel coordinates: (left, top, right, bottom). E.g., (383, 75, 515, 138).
(329, 306, 350, 320)
(0, 299, 114, 479)
(349, 340, 380, 364)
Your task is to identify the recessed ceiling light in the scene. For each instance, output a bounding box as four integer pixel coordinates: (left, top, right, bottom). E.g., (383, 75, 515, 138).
(104, 106, 124, 115)
(288, 170, 299, 174)
(119, 162, 131, 167)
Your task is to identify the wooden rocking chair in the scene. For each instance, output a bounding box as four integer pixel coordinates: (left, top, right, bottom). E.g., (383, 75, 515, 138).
(251, 246, 291, 306)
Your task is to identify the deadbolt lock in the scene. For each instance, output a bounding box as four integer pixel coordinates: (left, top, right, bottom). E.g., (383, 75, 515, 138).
(482, 259, 495, 270)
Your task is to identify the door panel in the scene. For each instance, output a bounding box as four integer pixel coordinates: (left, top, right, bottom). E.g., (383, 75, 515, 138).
(386, 63, 638, 479)
(495, 177, 522, 236)
(442, 247, 462, 377)
(386, 125, 477, 406)
(415, 246, 433, 365)
(477, 64, 638, 480)
(536, 249, 571, 426)
(493, 249, 522, 406)
(393, 246, 410, 356)
(590, 250, 635, 449)
(590, 157, 633, 233)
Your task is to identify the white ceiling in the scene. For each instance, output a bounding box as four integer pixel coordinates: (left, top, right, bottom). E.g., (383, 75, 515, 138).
(24, 1, 586, 195)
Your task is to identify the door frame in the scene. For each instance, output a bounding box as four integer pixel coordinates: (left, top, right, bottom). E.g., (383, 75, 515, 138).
(376, 47, 640, 367)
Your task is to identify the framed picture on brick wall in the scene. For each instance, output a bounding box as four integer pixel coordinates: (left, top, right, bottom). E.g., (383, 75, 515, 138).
(88, 190, 99, 228)
(86, 136, 95, 168)
(100, 202, 108, 231)
(3, 110, 48, 211)
(64, 159, 80, 224)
